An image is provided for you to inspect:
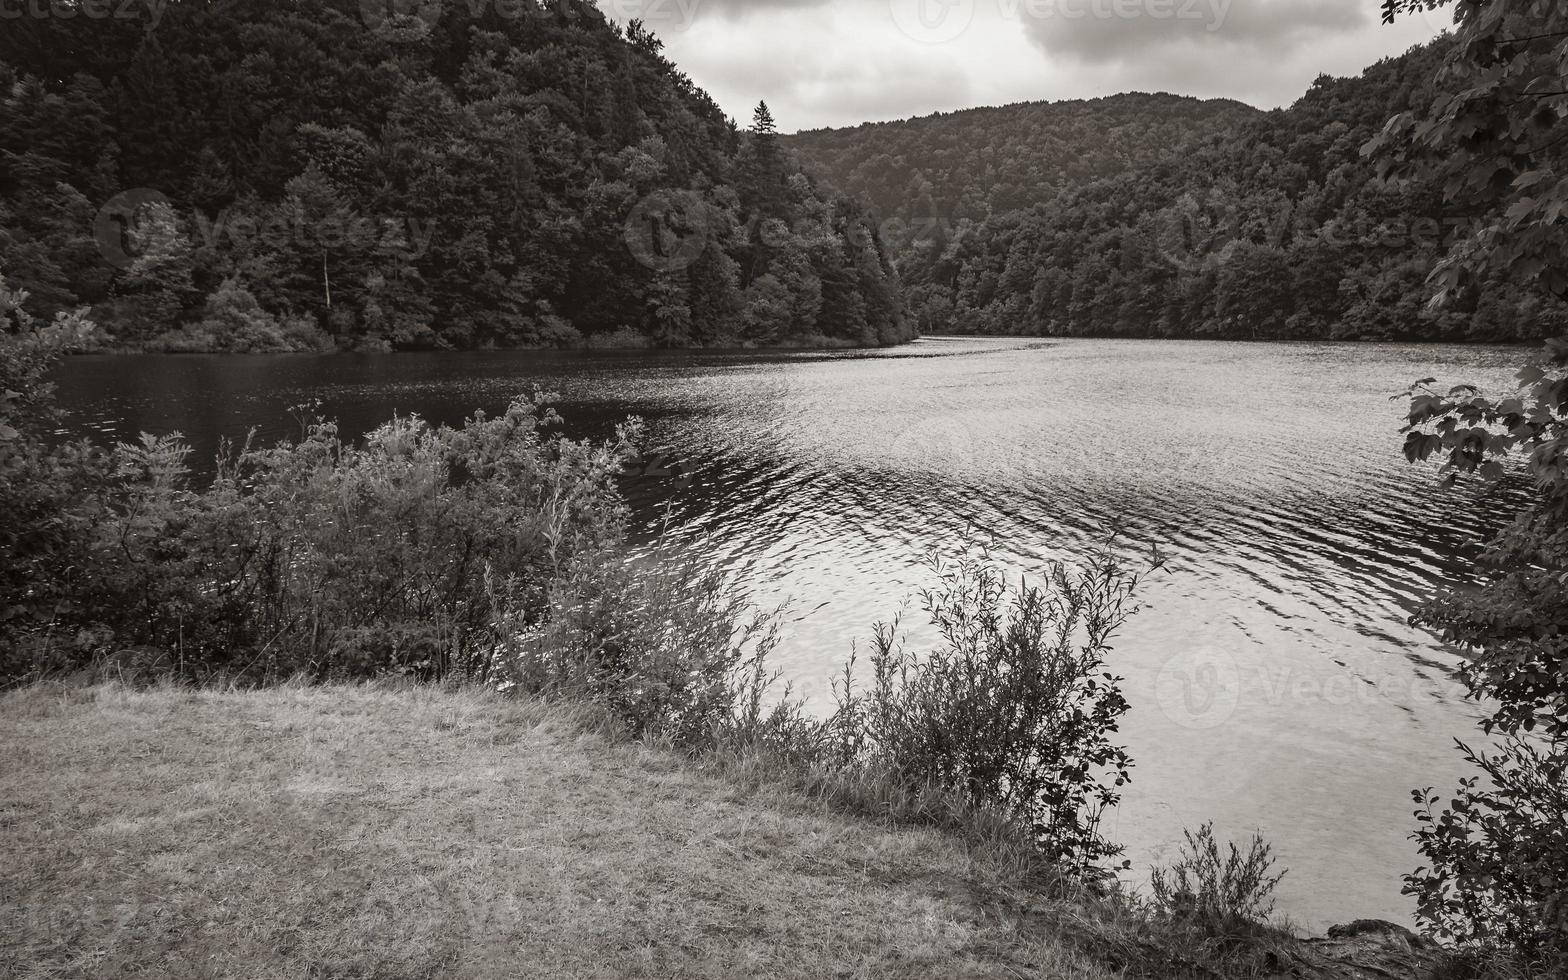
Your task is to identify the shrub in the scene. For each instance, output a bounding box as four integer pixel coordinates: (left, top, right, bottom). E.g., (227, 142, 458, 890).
(1406, 736, 1568, 969)
(830, 535, 1160, 878)
(1, 369, 643, 683)
(1400, 348, 1568, 969)
(1149, 822, 1287, 939)
(0, 276, 110, 676)
(586, 325, 651, 349)
(497, 530, 808, 748)
(149, 277, 333, 352)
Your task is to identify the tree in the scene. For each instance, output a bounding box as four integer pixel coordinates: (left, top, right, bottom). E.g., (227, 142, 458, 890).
(741, 101, 785, 222)
(1380, 0, 1568, 966)
(0, 1, 909, 352)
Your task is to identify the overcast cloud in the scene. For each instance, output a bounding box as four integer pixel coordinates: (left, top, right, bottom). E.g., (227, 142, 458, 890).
(603, 0, 1448, 131)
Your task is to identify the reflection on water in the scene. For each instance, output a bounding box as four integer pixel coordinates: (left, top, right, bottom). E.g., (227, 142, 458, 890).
(52, 336, 1528, 930)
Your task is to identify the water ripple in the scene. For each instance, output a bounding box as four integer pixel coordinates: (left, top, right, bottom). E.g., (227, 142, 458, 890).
(51, 335, 1528, 930)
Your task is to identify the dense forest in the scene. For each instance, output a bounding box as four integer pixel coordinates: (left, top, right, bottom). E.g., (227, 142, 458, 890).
(0, 0, 911, 351)
(791, 43, 1568, 342)
(788, 93, 1261, 235)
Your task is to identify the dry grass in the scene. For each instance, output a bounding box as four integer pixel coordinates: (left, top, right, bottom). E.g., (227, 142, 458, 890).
(1, 682, 1135, 980)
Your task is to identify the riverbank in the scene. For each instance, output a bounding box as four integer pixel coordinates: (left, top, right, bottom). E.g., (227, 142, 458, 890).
(1, 683, 1442, 979)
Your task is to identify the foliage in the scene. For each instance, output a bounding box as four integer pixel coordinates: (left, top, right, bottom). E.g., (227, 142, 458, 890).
(0, 275, 109, 673)
(499, 532, 796, 748)
(794, 45, 1566, 341)
(789, 93, 1259, 240)
(830, 537, 1159, 878)
(1382, 0, 1568, 967)
(0, 1, 910, 350)
(1408, 736, 1568, 960)
(0, 298, 644, 682)
(1401, 344, 1568, 743)
(1148, 822, 1287, 939)
(1374, 0, 1568, 308)
(149, 277, 332, 353)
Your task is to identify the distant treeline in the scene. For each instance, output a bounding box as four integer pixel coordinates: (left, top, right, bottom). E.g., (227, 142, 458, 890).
(791, 43, 1567, 342)
(0, 0, 911, 351)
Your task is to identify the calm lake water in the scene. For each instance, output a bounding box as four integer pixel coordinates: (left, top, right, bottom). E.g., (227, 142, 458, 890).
(51, 336, 1528, 930)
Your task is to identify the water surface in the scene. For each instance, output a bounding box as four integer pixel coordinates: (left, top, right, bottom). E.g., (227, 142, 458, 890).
(52, 336, 1527, 930)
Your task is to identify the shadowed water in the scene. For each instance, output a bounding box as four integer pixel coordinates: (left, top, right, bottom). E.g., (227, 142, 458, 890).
(52, 336, 1528, 930)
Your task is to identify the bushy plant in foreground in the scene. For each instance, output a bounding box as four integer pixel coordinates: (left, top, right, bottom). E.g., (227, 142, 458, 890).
(1, 288, 644, 683)
(1149, 822, 1287, 939)
(1379, 0, 1568, 968)
(1407, 735, 1568, 967)
(831, 537, 1161, 878)
(1, 277, 108, 677)
(497, 531, 803, 748)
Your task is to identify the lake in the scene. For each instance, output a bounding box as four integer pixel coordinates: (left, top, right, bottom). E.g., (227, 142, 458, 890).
(51, 336, 1528, 931)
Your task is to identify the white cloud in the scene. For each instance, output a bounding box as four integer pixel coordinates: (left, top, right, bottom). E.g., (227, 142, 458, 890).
(607, 0, 1445, 130)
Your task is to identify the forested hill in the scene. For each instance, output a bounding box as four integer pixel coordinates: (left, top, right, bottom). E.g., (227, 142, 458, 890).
(793, 44, 1567, 342)
(0, 0, 911, 351)
(786, 94, 1262, 224)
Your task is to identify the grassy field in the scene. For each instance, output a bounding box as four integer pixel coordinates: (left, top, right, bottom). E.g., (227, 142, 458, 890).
(0, 682, 1140, 980)
(2, 683, 1453, 979)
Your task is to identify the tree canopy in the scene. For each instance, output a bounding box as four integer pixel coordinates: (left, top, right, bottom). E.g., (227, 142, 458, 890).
(793, 47, 1565, 342)
(0, 1, 911, 350)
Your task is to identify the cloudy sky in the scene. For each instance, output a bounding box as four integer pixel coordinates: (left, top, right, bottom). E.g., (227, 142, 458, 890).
(603, 0, 1449, 131)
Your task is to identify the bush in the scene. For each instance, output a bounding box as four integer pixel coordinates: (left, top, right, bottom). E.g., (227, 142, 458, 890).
(1406, 736, 1568, 969)
(498, 532, 796, 747)
(586, 325, 651, 349)
(1149, 822, 1287, 939)
(1, 339, 644, 683)
(830, 536, 1160, 877)
(1400, 345, 1568, 969)
(149, 277, 333, 352)
(0, 276, 110, 676)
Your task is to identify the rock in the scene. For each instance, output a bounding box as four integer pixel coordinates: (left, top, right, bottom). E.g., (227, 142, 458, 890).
(1326, 919, 1427, 948)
